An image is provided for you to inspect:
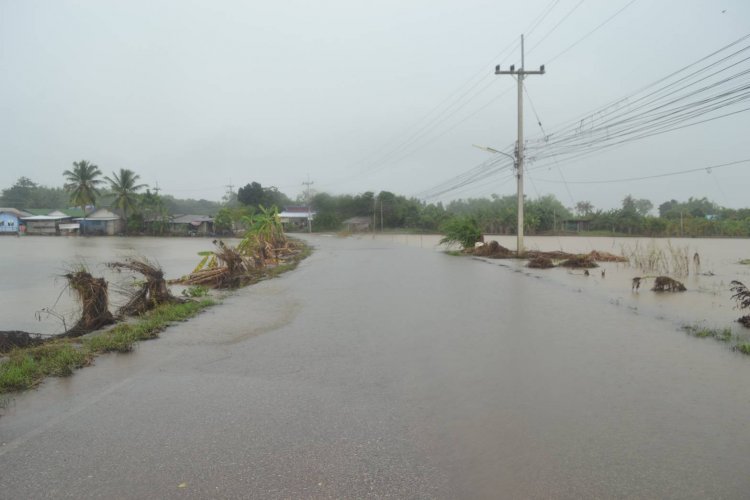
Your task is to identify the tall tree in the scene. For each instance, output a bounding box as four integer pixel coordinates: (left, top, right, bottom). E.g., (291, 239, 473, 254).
(63, 160, 104, 215)
(105, 168, 147, 233)
(575, 201, 594, 217)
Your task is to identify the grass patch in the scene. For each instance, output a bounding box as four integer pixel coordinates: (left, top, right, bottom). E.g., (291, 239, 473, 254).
(739, 259, 750, 265)
(444, 250, 463, 256)
(0, 342, 91, 392)
(736, 344, 750, 355)
(181, 285, 210, 298)
(0, 299, 215, 394)
(682, 324, 733, 342)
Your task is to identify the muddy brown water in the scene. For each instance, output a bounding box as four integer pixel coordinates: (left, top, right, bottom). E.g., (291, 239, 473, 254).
(0, 236, 239, 336)
(1, 234, 750, 498)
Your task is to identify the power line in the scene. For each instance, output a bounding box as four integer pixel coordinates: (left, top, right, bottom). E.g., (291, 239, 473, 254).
(528, 158, 750, 184)
(416, 35, 750, 201)
(546, 0, 638, 65)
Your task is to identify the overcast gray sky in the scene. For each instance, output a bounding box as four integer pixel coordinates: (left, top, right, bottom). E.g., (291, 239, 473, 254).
(2, 0, 749, 211)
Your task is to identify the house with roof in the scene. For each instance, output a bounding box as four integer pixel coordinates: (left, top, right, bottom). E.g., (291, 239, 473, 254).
(75, 208, 123, 235)
(22, 210, 78, 235)
(0, 208, 31, 235)
(279, 206, 315, 231)
(168, 214, 214, 236)
(342, 216, 372, 232)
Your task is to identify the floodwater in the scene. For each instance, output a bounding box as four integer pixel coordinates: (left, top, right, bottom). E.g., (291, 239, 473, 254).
(0, 236, 237, 335)
(2, 234, 750, 498)
(375, 233, 750, 337)
(3, 234, 749, 337)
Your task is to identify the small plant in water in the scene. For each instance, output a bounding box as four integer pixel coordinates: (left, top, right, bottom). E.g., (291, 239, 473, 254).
(682, 324, 733, 342)
(622, 240, 691, 277)
(730, 280, 750, 327)
(182, 285, 210, 298)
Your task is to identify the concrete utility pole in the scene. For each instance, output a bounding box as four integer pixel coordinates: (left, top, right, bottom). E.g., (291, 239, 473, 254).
(495, 34, 545, 257)
(302, 176, 314, 233)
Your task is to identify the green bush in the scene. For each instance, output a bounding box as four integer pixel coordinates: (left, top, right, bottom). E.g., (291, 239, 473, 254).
(439, 216, 483, 249)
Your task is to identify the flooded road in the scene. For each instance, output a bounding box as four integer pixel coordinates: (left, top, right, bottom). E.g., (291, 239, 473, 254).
(2, 235, 750, 498)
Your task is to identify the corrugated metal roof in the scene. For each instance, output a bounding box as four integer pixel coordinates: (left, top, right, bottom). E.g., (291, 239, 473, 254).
(0, 208, 32, 218)
(22, 214, 73, 221)
(279, 211, 315, 219)
(73, 208, 121, 220)
(170, 214, 214, 224)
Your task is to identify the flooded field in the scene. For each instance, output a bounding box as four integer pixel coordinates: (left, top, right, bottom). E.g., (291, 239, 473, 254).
(373, 233, 750, 341)
(0, 236, 236, 335)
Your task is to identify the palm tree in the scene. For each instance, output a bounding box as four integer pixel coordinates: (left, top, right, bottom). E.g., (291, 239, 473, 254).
(105, 168, 147, 234)
(63, 160, 104, 233)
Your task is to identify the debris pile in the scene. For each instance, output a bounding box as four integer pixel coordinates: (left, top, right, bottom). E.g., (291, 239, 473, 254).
(63, 269, 115, 337)
(527, 256, 554, 269)
(652, 276, 687, 292)
(559, 255, 599, 269)
(107, 257, 181, 316)
(472, 240, 513, 258)
(178, 240, 255, 288)
(0, 331, 44, 353)
(176, 207, 304, 289)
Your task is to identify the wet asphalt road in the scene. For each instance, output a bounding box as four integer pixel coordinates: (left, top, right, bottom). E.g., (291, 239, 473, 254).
(2, 235, 750, 499)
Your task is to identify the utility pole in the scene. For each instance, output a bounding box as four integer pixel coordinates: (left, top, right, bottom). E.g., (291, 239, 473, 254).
(224, 180, 235, 206)
(302, 176, 314, 233)
(153, 182, 161, 195)
(380, 199, 384, 232)
(495, 34, 545, 257)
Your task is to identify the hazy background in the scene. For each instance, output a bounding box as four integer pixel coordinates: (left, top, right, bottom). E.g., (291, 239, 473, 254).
(1, 0, 748, 210)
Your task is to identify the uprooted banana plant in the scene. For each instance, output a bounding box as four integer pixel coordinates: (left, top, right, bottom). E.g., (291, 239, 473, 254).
(176, 206, 302, 288)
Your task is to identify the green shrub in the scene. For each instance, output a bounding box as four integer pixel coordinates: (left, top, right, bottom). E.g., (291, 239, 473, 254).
(439, 216, 483, 249)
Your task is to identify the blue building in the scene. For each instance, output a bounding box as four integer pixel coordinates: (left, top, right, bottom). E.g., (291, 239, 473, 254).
(0, 208, 31, 234)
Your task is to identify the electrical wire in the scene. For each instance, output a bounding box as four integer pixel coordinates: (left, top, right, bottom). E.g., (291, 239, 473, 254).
(528, 158, 750, 184)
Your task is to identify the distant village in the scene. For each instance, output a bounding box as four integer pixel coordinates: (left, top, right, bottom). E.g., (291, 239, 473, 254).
(0, 206, 316, 237)
(0, 162, 319, 237)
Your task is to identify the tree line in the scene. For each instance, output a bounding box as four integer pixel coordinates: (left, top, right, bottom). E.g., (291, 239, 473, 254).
(3, 161, 750, 238)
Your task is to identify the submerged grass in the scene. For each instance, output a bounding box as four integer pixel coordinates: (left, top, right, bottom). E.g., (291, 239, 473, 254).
(0, 299, 215, 393)
(679, 323, 750, 356)
(622, 240, 692, 277)
(682, 324, 733, 342)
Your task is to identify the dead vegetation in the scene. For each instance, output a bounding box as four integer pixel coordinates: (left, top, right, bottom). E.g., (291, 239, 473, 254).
(177, 240, 256, 288)
(175, 207, 305, 289)
(468, 241, 627, 268)
(559, 255, 599, 269)
(62, 269, 115, 337)
(622, 241, 692, 276)
(730, 280, 750, 327)
(107, 257, 182, 316)
(652, 276, 687, 292)
(631, 275, 687, 292)
(0, 331, 45, 353)
(527, 256, 554, 269)
(471, 240, 513, 258)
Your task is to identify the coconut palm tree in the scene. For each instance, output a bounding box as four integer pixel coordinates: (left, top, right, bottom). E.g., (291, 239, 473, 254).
(105, 168, 147, 234)
(63, 160, 104, 234)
